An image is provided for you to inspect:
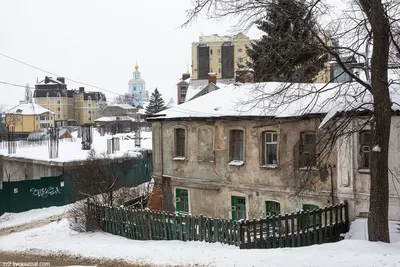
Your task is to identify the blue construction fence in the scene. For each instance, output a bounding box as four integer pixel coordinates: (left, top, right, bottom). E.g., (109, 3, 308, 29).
(0, 157, 152, 215)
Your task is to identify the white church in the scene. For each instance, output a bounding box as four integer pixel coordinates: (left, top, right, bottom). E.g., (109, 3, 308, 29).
(128, 64, 149, 107)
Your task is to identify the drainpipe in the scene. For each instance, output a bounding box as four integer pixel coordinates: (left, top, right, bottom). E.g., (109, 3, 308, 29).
(329, 164, 334, 205)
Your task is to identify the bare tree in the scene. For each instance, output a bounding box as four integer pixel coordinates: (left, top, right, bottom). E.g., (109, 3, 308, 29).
(24, 83, 32, 103)
(114, 93, 134, 106)
(69, 150, 135, 206)
(68, 150, 137, 231)
(184, 0, 400, 242)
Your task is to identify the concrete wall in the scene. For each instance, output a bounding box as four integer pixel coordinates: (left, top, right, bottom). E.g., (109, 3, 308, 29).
(153, 118, 334, 219)
(336, 116, 400, 220)
(1, 156, 64, 182)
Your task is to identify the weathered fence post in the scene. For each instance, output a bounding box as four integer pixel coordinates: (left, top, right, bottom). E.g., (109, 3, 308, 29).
(344, 201, 349, 232)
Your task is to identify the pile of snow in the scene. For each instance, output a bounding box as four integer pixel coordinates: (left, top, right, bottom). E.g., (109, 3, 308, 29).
(0, 217, 399, 266)
(0, 204, 71, 229)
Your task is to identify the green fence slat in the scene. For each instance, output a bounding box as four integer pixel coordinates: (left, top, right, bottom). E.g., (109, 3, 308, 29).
(290, 213, 295, 247)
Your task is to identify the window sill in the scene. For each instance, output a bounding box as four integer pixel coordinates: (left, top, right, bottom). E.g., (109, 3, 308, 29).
(260, 164, 278, 169)
(197, 160, 215, 163)
(173, 157, 186, 161)
(228, 160, 244, 166)
(358, 168, 370, 174)
(299, 167, 319, 171)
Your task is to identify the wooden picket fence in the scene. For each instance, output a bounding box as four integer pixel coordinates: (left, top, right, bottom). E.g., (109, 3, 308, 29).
(240, 202, 349, 249)
(87, 201, 349, 249)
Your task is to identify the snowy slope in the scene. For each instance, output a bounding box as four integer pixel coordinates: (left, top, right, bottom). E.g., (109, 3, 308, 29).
(0, 204, 72, 229)
(0, 218, 399, 267)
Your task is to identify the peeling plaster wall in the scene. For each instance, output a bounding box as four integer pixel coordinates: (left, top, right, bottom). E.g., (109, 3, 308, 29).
(154, 118, 334, 219)
(336, 116, 400, 220)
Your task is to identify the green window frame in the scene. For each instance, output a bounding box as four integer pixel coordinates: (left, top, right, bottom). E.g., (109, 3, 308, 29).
(301, 204, 320, 228)
(303, 204, 319, 211)
(175, 188, 189, 213)
(265, 201, 281, 216)
(231, 196, 246, 220)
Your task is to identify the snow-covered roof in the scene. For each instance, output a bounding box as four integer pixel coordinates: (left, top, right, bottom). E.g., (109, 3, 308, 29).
(176, 77, 191, 85)
(185, 79, 235, 102)
(6, 103, 54, 115)
(149, 82, 400, 121)
(95, 116, 136, 122)
(137, 108, 146, 115)
(110, 104, 135, 110)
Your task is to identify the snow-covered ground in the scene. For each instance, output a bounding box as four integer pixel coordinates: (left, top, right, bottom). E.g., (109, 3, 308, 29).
(0, 129, 151, 162)
(0, 211, 399, 267)
(0, 204, 71, 229)
(345, 218, 400, 243)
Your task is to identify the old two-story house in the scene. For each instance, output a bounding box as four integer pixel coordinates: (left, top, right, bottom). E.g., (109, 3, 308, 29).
(148, 81, 400, 221)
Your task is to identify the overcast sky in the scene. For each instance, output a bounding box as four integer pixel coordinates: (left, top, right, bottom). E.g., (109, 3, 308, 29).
(0, 0, 265, 107)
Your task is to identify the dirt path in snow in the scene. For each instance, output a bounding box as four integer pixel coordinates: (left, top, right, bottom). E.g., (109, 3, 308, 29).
(0, 252, 152, 267)
(0, 214, 64, 236)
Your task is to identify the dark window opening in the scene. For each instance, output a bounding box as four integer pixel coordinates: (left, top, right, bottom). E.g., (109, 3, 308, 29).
(300, 132, 316, 167)
(230, 130, 244, 161)
(175, 128, 186, 157)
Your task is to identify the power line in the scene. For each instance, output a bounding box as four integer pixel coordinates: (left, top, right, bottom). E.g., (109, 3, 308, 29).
(0, 80, 34, 89)
(0, 52, 120, 95)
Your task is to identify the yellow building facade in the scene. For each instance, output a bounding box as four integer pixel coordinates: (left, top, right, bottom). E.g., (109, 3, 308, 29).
(33, 77, 106, 126)
(191, 33, 251, 79)
(6, 103, 55, 133)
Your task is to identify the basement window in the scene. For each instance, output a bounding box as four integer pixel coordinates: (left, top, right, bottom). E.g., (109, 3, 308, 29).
(175, 188, 189, 213)
(265, 201, 281, 217)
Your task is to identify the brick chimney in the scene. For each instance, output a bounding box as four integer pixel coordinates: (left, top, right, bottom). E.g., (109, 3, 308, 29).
(182, 72, 190, 81)
(79, 87, 85, 93)
(235, 68, 255, 83)
(57, 77, 65, 84)
(208, 73, 217, 84)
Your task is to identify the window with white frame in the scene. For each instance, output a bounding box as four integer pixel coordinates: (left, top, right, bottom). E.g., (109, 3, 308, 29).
(262, 131, 278, 166)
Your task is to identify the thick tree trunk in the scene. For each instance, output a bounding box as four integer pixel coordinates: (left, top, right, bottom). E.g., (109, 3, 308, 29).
(362, 0, 391, 242)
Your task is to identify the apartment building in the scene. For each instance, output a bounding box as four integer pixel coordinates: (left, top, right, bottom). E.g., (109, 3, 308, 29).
(33, 77, 106, 127)
(191, 33, 251, 79)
